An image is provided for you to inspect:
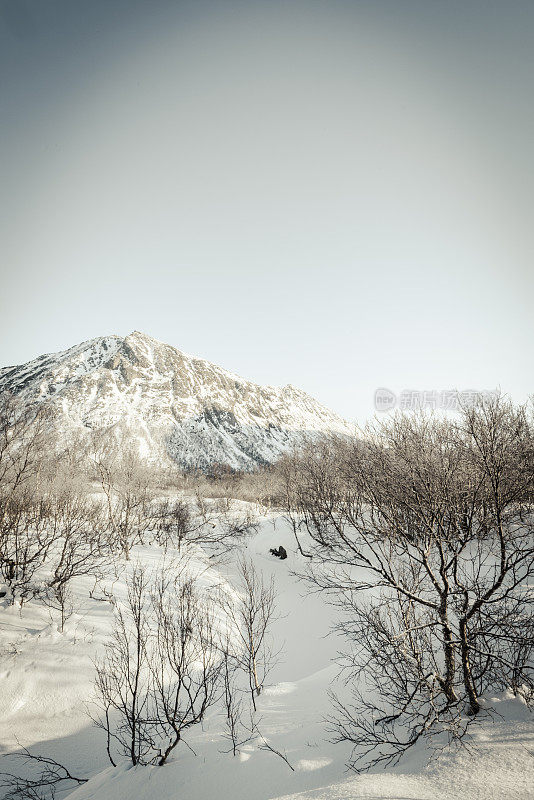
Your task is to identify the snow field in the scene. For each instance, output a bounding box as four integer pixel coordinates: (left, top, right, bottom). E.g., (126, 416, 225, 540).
(0, 510, 532, 800)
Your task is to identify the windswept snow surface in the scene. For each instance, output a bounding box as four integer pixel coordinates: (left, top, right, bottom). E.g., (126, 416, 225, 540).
(0, 511, 533, 800)
(0, 332, 355, 470)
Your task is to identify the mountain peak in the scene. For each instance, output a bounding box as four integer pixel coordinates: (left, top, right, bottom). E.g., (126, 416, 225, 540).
(0, 333, 354, 471)
(126, 330, 156, 341)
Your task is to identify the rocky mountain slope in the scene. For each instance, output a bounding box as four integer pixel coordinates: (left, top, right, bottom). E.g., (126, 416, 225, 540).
(0, 331, 354, 470)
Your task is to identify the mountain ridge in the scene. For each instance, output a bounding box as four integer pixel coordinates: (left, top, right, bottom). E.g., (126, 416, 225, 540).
(0, 331, 355, 471)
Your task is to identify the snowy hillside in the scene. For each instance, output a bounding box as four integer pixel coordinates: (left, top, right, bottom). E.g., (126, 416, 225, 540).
(0, 332, 354, 471)
(0, 512, 532, 800)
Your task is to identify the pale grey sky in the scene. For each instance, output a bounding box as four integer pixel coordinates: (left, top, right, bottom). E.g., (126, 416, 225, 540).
(1, 0, 533, 421)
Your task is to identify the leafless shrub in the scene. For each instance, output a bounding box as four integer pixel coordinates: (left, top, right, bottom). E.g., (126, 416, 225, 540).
(0, 745, 87, 800)
(150, 572, 224, 765)
(40, 488, 110, 629)
(0, 492, 54, 604)
(94, 554, 282, 768)
(220, 635, 246, 756)
(282, 396, 534, 769)
(256, 725, 295, 771)
(149, 494, 257, 558)
(207, 505, 259, 556)
(0, 393, 51, 495)
(219, 558, 279, 711)
(0, 395, 54, 602)
(91, 437, 156, 557)
(93, 565, 153, 766)
(94, 564, 226, 766)
(150, 498, 192, 549)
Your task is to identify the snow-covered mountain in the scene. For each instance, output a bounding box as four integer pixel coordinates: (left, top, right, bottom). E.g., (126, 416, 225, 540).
(0, 331, 354, 470)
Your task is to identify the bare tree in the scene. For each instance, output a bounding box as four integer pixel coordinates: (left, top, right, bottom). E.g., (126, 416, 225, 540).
(91, 438, 155, 558)
(150, 573, 224, 765)
(220, 558, 279, 711)
(94, 564, 228, 767)
(453, 397, 534, 711)
(0, 745, 87, 800)
(94, 565, 154, 766)
(283, 396, 534, 769)
(151, 494, 258, 559)
(0, 393, 50, 496)
(0, 395, 54, 602)
(151, 498, 192, 550)
(220, 636, 245, 756)
(0, 492, 54, 604)
(41, 488, 110, 630)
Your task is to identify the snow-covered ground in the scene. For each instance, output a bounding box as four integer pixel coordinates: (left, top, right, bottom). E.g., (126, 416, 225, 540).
(0, 510, 533, 800)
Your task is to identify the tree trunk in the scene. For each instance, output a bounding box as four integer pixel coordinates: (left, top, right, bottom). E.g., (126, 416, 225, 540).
(439, 611, 458, 704)
(459, 617, 480, 715)
(158, 732, 180, 766)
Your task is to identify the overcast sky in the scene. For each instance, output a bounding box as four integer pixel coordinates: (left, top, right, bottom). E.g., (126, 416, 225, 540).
(1, 0, 532, 421)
